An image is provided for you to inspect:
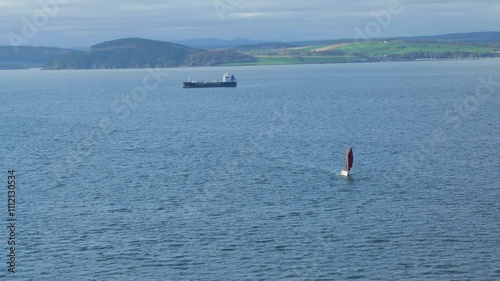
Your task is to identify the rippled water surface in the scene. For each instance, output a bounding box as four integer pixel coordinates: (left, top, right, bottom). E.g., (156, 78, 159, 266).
(1, 61, 500, 280)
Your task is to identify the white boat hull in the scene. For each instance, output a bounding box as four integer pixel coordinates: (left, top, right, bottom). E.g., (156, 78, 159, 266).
(341, 169, 349, 177)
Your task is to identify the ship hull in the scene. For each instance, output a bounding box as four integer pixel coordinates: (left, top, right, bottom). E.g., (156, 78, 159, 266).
(183, 81, 237, 88)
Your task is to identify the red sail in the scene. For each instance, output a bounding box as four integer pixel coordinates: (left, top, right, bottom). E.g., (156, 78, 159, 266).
(345, 147, 354, 171)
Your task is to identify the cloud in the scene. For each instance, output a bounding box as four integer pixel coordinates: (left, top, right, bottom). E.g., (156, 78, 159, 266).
(1, 0, 499, 47)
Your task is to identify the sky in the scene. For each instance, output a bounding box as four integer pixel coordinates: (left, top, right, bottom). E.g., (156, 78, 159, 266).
(1, 0, 499, 47)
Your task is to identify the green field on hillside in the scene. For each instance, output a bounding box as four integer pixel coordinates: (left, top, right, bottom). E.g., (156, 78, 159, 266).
(228, 40, 498, 66)
(310, 41, 494, 56)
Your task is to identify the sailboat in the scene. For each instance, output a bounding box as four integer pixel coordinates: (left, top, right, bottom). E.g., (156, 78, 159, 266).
(341, 147, 354, 176)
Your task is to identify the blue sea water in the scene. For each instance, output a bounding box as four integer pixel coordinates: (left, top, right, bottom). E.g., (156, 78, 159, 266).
(1, 61, 499, 280)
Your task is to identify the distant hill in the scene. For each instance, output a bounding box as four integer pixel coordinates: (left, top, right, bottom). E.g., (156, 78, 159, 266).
(288, 39, 357, 47)
(44, 38, 255, 69)
(174, 37, 262, 49)
(234, 42, 299, 50)
(0, 46, 72, 69)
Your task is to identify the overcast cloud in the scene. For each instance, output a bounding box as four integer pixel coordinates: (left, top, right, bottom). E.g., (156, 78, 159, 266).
(1, 0, 499, 47)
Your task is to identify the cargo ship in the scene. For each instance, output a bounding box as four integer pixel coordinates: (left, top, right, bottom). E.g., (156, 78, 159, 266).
(183, 73, 237, 88)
